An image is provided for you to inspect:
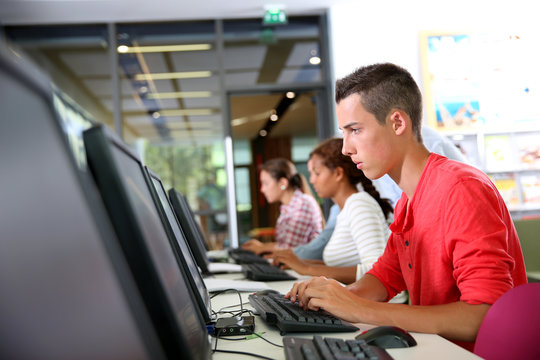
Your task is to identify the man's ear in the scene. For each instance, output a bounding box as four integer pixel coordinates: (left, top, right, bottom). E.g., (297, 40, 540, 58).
(390, 110, 408, 136)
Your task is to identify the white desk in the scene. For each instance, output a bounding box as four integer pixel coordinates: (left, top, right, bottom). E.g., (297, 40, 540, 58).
(207, 272, 482, 360)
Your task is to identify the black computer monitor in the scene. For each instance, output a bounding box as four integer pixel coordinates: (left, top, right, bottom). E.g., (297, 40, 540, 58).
(83, 125, 211, 360)
(0, 47, 165, 359)
(168, 188, 211, 274)
(144, 166, 213, 324)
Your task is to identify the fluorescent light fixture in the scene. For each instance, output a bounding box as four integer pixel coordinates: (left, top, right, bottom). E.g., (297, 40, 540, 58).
(134, 71, 212, 81)
(146, 91, 212, 99)
(117, 43, 212, 53)
(158, 108, 213, 116)
(168, 120, 215, 129)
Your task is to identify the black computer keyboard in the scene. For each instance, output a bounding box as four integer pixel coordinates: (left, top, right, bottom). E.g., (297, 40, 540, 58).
(241, 263, 297, 281)
(249, 292, 359, 334)
(228, 248, 269, 265)
(283, 335, 394, 360)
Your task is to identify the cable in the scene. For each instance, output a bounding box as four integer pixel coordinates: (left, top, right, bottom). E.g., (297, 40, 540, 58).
(210, 288, 244, 316)
(211, 331, 283, 348)
(218, 301, 250, 312)
(213, 349, 277, 360)
(251, 332, 284, 348)
(213, 330, 276, 360)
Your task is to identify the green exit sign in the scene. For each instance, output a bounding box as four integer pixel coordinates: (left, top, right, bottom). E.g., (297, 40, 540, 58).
(263, 9, 287, 25)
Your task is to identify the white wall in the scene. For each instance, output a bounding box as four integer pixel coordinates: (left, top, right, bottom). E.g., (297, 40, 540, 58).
(329, 0, 540, 91)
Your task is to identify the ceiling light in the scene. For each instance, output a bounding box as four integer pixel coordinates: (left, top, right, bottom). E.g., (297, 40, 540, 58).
(286, 91, 296, 99)
(270, 114, 278, 121)
(309, 56, 321, 65)
(117, 43, 212, 53)
(134, 71, 212, 81)
(158, 108, 213, 116)
(152, 112, 161, 119)
(147, 91, 212, 99)
(259, 129, 268, 137)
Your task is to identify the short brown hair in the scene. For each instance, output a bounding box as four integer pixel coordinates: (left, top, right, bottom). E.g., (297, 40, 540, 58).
(335, 63, 423, 142)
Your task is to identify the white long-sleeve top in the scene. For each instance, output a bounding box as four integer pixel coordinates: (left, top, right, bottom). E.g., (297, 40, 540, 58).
(323, 191, 408, 304)
(323, 191, 390, 279)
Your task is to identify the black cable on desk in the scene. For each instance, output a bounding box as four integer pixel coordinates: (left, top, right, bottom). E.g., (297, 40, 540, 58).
(213, 329, 278, 360)
(251, 332, 284, 348)
(215, 332, 283, 348)
(210, 288, 245, 318)
(213, 349, 277, 360)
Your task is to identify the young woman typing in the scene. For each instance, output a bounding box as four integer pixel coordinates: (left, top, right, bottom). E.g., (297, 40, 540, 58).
(271, 138, 397, 288)
(241, 157, 323, 254)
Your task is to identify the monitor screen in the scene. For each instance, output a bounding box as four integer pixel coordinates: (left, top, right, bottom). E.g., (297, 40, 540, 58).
(83, 125, 211, 360)
(146, 168, 212, 323)
(0, 47, 163, 360)
(168, 188, 210, 274)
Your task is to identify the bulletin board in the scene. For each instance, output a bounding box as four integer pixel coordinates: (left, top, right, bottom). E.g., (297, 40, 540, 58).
(419, 31, 540, 133)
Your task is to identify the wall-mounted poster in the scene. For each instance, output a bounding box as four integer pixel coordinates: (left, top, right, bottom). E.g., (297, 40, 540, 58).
(420, 32, 540, 132)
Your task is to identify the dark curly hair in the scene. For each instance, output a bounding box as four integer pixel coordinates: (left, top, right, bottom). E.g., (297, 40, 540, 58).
(309, 137, 394, 220)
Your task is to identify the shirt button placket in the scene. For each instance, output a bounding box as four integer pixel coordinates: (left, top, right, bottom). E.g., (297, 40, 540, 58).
(404, 236, 411, 270)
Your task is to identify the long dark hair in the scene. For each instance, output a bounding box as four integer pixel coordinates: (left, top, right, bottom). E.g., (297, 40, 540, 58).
(309, 137, 394, 220)
(260, 158, 312, 196)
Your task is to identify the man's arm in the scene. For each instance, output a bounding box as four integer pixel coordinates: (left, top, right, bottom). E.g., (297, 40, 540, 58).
(287, 275, 490, 342)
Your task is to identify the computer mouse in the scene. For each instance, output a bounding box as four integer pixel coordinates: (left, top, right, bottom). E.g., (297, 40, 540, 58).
(253, 289, 280, 296)
(355, 325, 417, 348)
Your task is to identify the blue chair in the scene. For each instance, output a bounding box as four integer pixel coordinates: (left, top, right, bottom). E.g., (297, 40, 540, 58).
(474, 283, 540, 360)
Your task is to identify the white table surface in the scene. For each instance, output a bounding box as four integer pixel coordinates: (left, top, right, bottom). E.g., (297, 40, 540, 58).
(206, 271, 482, 360)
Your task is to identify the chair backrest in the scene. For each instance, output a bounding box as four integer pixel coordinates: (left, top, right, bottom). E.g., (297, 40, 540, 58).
(474, 283, 540, 360)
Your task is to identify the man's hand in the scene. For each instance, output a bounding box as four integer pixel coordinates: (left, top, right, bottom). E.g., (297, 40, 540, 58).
(285, 276, 369, 323)
(285, 275, 491, 342)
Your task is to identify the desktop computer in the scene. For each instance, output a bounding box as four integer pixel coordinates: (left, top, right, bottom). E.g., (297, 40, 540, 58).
(83, 124, 212, 360)
(0, 45, 165, 360)
(168, 188, 297, 281)
(144, 166, 214, 324)
(168, 188, 212, 274)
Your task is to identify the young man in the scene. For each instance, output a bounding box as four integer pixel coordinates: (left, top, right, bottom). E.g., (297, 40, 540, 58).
(286, 63, 527, 350)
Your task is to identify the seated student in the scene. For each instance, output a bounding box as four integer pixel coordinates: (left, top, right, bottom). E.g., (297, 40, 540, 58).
(286, 63, 527, 350)
(271, 138, 401, 291)
(242, 157, 323, 254)
(293, 203, 340, 260)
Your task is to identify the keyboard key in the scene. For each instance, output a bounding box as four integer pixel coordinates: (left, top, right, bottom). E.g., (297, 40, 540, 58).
(301, 343, 318, 360)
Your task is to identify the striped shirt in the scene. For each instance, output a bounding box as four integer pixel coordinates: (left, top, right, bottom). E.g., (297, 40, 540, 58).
(323, 191, 390, 280)
(275, 190, 323, 248)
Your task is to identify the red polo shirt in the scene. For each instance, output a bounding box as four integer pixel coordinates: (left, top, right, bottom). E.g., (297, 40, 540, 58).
(369, 153, 526, 305)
